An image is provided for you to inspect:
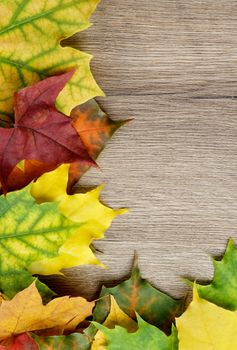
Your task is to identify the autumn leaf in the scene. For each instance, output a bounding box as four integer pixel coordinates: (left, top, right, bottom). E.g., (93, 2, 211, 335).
(0, 183, 82, 298)
(91, 297, 137, 350)
(93, 256, 183, 332)
(0, 164, 125, 298)
(68, 100, 128, 191)
(196, 239, 237, 311)
(32, 332, 91, 350)
(0, 333, 38, 350)
(30, 164, 127, 275)
(0, 71, 95, 194)
(0, 0, 103, 120)
(176, 286, 237, 350)
(0, 283, 94, 342)
(5, 100, 126, 194)
(94, 314, 178, 350)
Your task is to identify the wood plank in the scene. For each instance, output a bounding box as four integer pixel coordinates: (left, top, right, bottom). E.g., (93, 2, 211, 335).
(57, 0, 237, 299)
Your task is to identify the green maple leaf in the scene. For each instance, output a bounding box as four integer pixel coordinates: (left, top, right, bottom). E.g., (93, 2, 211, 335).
(94, 314, 178, 350)
(0, 0, 103, 121)
(93, 257, 184, 333)
(0, 184, 83, 299)
(196, 239, 237, 311)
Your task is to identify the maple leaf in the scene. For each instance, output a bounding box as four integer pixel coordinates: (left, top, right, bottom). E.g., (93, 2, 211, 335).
(176, 286, 237, 350)
(0, 71, 95, 194)
(0, 183, 81, 298)
(0, 164, 124, 298)
(91, 297, 137, 350)
(0, 0, 103, 120)
(0, 333, 38, 350)
(93, 256, 183, 333)
(68, 100, 128, 191)
(5, 100, 126, 194)
(196, 239, 237, 311)
(94, 314, 178, 350)
(0, 283, 94, 342)
(30, 164, 127, 275)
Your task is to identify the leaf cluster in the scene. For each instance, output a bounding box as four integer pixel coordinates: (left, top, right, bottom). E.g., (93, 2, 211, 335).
(1, 1, 234, 350)
(1, 241, 237, 349)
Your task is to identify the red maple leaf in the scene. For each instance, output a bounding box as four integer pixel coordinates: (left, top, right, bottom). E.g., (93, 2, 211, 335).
(0, 71, 95, 194)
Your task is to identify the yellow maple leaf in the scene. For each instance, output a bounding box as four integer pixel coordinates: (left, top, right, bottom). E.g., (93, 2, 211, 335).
(176, 286, 237, 350)
(0, 0, 104, 120)
(91, 296, 138, 350)
(29, 165, 127, 275)
(0, 282, 94, 341)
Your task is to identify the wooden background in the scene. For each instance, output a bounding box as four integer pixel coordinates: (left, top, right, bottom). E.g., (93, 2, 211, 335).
(48, 1, 237, 300)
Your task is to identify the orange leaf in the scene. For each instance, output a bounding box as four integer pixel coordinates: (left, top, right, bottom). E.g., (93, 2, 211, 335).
(69, 100, 128, 191)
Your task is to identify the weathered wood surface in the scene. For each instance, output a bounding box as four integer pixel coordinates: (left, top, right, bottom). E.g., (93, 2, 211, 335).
(50, 1, 237, 300)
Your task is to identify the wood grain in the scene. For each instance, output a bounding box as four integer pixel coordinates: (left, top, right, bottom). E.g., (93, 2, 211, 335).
(52, 0, 237, 300)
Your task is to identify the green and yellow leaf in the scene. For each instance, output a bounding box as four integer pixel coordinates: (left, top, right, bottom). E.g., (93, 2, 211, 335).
(0, 0, 103, 120)
(0, 183, 81, 298)
(30, 164, 127, 275)
(0, 164, 125, 298)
